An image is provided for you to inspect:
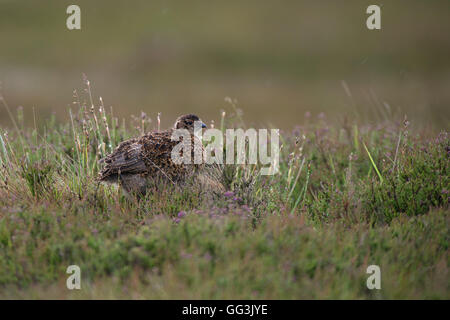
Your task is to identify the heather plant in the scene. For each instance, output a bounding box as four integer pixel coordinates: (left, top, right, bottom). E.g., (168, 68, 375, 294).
(0, 81, 448, 299)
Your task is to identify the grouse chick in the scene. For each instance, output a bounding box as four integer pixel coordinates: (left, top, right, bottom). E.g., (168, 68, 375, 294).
(99, 114, 224, 197)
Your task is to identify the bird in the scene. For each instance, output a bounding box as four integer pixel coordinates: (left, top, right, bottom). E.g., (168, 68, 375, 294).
(98, 114, 224, 197)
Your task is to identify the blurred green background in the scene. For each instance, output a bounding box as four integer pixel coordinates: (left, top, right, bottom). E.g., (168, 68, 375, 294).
(0, 0, 449, 129)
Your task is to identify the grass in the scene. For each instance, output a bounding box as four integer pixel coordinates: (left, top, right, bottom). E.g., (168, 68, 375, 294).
(0, 81, 448, 299)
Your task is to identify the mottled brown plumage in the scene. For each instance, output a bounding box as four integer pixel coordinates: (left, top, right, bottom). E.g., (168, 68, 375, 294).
(99, 114, 224, 196)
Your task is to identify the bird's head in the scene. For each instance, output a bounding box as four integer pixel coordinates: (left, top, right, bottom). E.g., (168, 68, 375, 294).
(173, 114, 207, 132)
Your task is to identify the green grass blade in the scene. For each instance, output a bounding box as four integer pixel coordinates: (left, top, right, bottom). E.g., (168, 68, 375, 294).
(363, 142, 383, 184)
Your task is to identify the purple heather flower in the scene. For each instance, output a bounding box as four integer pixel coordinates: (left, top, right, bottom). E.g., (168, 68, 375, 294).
(178, 211, 186, 218)
(180, 251, 193, 259)
(224, 191, 234, 198)
(203, 253, 212, 261)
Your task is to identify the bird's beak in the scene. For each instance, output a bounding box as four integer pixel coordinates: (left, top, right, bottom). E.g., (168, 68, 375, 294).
(201, 122, 207, 128)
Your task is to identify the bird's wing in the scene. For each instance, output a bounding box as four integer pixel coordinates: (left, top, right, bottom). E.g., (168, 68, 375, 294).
(99, 131, 196, 183)
(99, 138, 147, 181)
